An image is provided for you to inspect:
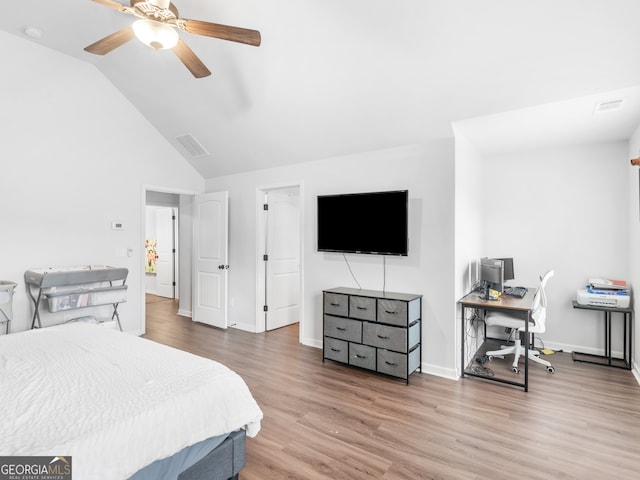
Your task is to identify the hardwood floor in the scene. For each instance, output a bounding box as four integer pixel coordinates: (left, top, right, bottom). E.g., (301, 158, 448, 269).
(144, 295, 640, 479)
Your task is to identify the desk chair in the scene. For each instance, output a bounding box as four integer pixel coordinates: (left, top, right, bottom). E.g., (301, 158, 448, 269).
(485, 270, 555, 374)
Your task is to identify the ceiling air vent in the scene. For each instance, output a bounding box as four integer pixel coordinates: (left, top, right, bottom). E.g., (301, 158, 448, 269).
(593, 99, 624, 114)
(176, 134, 209, 157)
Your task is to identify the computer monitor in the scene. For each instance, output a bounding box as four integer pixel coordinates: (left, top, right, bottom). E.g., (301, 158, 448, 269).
(480, 257, 504, 292)
(495, 257, 514, 282)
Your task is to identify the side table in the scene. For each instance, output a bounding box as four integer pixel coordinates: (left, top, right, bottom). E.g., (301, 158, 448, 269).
(571, 301, 632, 370)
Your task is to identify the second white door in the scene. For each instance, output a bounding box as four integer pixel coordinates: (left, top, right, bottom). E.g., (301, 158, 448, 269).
(193, 191, 229, 329)
(155, 207, 176, 299)
(265, 189, 300, 331)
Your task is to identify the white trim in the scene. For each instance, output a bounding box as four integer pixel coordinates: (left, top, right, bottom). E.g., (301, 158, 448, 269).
(302, 338, 322, 349)
(421, 363, 458, 381)
(254, 189, 267, 333)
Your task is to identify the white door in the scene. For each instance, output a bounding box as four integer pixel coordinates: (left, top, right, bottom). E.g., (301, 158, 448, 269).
(265, 189, 300, 330)
(155, 207, 175, 298)
(193, 192, 229, 329)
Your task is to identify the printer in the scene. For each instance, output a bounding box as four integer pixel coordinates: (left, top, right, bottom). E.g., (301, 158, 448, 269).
(576, 278, 630, 308)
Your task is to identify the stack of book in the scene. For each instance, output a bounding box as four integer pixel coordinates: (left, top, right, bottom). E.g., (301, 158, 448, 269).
(587, 278, 629, 295)
(588, 278, 627, 290)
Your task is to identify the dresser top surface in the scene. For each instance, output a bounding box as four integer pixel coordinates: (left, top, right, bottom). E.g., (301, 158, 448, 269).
(324, 287, 422, 301)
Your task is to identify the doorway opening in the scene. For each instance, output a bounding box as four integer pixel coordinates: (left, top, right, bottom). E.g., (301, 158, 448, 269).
(256, 184, 303, 335)
(142, 188, 196, 333)
(145, 205, 177, 299)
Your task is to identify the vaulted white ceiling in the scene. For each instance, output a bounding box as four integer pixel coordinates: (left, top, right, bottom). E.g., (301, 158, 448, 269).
(3, 0, 640, 178)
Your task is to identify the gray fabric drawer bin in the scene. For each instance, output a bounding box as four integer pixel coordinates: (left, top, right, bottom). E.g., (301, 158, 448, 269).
(324, 315, 362, 343)
(349, 343, 376, 370)
(363, 323, 407, 352)
(324, 292, 349, 316)
(377, 347, 420, 379)
(324, 337, 349, 363)
(349, 295, 376, 321)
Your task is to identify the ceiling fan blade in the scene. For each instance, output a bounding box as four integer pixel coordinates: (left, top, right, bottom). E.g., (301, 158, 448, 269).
(84, 26, 135, 55)
(173, 38, 211, 78)
(91, 0, 131, 14)
(179, 19, 261, 46)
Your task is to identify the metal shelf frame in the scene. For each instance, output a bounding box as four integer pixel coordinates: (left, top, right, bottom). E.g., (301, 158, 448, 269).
(25, 266, 128, 331)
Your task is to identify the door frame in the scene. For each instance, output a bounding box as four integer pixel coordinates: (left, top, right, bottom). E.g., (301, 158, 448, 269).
(255, 182, 304, 340)
(140, 184, 200, 335)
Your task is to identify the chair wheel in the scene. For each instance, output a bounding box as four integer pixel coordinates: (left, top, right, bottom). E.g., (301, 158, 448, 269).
(547, 366, 555, 373)
(487, 356, 494, 361)
(512, 366, 520, 374)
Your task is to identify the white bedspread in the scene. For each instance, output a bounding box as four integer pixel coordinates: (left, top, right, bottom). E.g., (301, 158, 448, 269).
(0, 323, 263, 479)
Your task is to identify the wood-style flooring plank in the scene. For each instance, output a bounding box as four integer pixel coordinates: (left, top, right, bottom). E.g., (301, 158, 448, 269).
(143, 295, 640, 479)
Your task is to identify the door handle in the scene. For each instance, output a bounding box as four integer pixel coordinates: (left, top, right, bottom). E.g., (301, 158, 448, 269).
(218, 265, 230, 270)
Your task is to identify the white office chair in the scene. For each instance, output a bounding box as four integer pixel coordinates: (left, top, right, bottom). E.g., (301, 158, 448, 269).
(485, 270, 555, 374)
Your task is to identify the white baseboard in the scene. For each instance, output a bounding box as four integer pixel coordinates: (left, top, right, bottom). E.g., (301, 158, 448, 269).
(302, 338, 323, 349)
(177, 309, 192, 318)
(542, 340, 626, 359)
(420, 363, 458, 381)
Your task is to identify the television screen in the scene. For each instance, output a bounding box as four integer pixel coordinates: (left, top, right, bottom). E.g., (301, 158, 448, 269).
(317, 190, 408, 256)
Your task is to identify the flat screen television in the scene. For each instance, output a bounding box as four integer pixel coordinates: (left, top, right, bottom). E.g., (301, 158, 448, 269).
(317, 190, 408, 256)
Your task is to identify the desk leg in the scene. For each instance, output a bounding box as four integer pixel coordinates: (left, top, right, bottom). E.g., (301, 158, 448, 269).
(622, 313, 631, 363)
(629, 312, 633, 368)
(460, 305, 465, 378)
(623, 311, 632, 369)
(606, 311, 612, 366)
(524, 311, 529, 392)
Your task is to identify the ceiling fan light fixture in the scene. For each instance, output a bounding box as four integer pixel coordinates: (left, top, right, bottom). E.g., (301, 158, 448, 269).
(132, 19, 178, 50)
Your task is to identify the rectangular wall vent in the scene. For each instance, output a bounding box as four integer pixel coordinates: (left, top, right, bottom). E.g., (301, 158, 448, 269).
(176, 134, 209, 157)
(594, 99, 624, 114)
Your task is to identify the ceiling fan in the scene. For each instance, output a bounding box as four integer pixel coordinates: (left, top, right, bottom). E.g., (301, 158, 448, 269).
(84, 0, 261, 78)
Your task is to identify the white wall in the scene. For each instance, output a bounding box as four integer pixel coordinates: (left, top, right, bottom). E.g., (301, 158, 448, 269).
(627, 126, 640, 380)
(453, 127, 487, 370)
(206, 141, 458, 378)
(0, 32, 204, 334)
(481, 141, 629, 354)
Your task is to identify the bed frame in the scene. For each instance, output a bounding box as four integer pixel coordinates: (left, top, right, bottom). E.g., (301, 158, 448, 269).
(178, 429, 246, 480)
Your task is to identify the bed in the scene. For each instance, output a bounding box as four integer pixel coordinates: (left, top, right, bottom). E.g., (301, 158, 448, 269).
(0, 322, 263, 479)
